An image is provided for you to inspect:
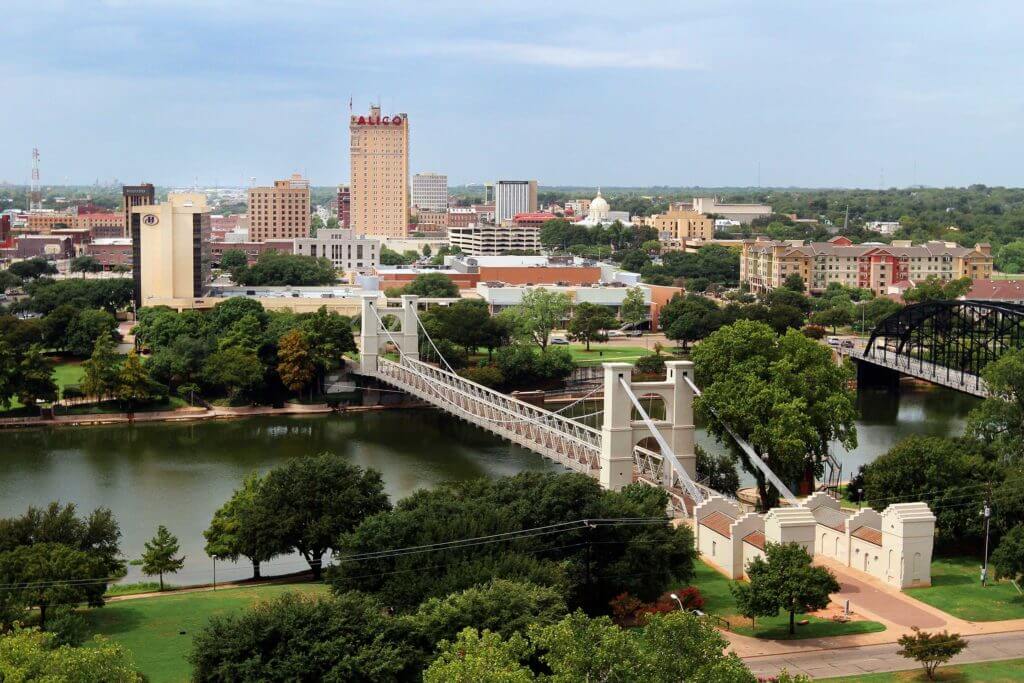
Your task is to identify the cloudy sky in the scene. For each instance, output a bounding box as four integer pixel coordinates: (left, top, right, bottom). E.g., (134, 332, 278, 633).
(3, 1, 1023, 188)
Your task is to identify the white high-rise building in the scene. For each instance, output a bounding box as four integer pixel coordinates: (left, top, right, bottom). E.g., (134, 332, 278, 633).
(494, 180, 537, 225)
(412, 173, 448, 212)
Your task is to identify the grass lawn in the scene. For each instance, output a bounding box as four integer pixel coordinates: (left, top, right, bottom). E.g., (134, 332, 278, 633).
(85, 582, 329, 683)
(566, 344, 655, 365)
(990, 271, 1024, 281)
(827, 657, 1024, 681)
(692, 561, 886, 640)
(905, 557, 1024, 621)
(2, 361, 85, 412)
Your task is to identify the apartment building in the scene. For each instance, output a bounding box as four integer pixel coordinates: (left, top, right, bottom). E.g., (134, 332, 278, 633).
(740, 236, 994, 295)
(349, 106, 410, 238)
(248, 174, 311, 242)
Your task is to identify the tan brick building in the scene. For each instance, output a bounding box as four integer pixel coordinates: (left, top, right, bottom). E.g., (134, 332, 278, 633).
(349, 105, 409, 238)
(652, 207, 715, 242)
(248, 174, 311, 242)
(740, 236, 993, 295)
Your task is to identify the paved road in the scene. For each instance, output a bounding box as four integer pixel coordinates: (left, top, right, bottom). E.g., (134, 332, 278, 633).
(744, 631, 1024, 679)
(831, 570, 946, 629)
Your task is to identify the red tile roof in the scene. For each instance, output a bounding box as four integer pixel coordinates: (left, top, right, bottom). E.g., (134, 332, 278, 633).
(852, 526, 882, 546)
(967, 279, 1024, 302)
(743, 530, 765, 550)
(700, 511, 734, 538)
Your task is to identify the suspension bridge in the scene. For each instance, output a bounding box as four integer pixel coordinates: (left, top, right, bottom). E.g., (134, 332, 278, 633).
(355, 294, 798, 517)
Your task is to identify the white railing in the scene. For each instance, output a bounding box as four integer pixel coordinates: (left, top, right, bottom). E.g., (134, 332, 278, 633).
(377, 355, 602, 474)
(853, 349, 989, 397)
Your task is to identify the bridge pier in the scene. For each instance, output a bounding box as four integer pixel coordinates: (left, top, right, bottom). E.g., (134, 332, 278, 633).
(359, 293, 420, 375)
(854, 358, 900, 393)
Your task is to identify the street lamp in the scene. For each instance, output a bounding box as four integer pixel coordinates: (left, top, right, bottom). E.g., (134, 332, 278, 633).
(669, 593, 684, 611)
(981, 503, 991, 586)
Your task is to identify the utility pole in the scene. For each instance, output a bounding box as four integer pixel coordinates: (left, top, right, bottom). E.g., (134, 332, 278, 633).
(981, 486, 992, 587)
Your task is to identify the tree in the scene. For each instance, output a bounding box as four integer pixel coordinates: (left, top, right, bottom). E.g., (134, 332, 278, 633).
(904, 276, 972, 303)
(190, 591, 418, 682)
(69, 255, 103, 278)
(425, 629, 534, 683)
(253, 453, 390, 578)
(116, 350, 156, 412)
(696, 445, 740, 495)
(661, 294, 727, 349)
(731, 579, 779, 630)
(861, 436, 1001, 549)
(502, 288, 571, 351)
(745, 542, 840, 635)
(0, 627, 139, 683)
(277, 329, 316, 398)
(810, 305, 853, 332)
(782, 273, 806, 292)
(217, 313, 264, 351)
(0, 341, 18, 410)
(0, 270, 22, 292)
(966, 348, 1024, 461)
(693, 321, 857, 507)
(16, 345, 58, 409)
(0, 544, 106, 629)
(620, 286, 648, 330)
(298, 307, 357, 387)
(896, 627, 967, 680)
(204, 473, 278, 579)
(81, 333, 121, 400)
(991, 524, 1024, 583)
(233, 252, 336, 286)
(421, 299, 507, 362)
(9, 258, 57, 280)
(64, 309, 118, 357)
(134, 525, 184, 591)
(201, 346, 263, 400)
(401, 272, 459, 298)
(567, 302, 616, 350)
(422, 243, 432, 257)
(218, 249, 248, 270)
(996, 241, 1024, 274)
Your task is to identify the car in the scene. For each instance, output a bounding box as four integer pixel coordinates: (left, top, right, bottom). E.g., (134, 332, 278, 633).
(549, 337, 570, 345)
(826, 337, 840, 345)
(606, 330, 626, 338)
(627, 329, 642, 337)
(841, 340, 856, 349)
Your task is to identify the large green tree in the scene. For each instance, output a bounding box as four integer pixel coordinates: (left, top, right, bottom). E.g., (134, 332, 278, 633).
(567, 302, 616, 351)
(252, 453, 391, 579)
(619, 287, 648, 330)
(966, 348, 1024, 462)
(16, 345, 58, 410)
(400, 272, 460, 298)
(81, 333, 121, 400)
(134, 525, 184, 591)
(204, 473, 278, 579)
(744, 542, 840, 635)
(693, 321, 857, 507)
(501, 288, 571, 351)
(277, 329, 316, 398)
(991, 524, 1024, 584)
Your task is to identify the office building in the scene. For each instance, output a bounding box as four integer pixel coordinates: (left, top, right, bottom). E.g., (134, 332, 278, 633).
(337, 185, 351, 227)
(652, 207, 715, 242)
(412, 173, 448, 212)
(248, 174, 310, 242)
(294, 228, 380, 276)
(740, 236, 994, 295)
(349, 105, 410, 238)
(123, 184, 155, 239)
(494, 180, 537, 225)
(26, 210, 74, 233)
(692, 197, 771, 224)
(132, 192, 212, 307)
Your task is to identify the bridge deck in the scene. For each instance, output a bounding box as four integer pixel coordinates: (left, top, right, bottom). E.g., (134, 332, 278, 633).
(845, 348, 989, 397)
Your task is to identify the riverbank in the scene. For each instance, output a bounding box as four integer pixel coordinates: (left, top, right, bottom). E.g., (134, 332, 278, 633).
(0, 400, 428, 430)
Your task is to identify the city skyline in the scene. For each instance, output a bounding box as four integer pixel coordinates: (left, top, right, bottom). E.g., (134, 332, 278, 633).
(3, 1, 1024, 188)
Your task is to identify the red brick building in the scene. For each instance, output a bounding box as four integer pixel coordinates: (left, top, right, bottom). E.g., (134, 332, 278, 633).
(87, 238, 133, 270)
(210, 239, 294, 265)
(512, 211, 556, 227)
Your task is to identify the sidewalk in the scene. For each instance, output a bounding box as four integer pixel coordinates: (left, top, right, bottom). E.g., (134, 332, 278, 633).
(744, 631, 1024, 679)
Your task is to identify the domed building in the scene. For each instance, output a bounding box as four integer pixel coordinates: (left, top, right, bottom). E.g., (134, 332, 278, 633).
(574, 189, 630, 227)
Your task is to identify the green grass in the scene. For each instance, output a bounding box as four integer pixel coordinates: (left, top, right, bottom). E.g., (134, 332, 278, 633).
(905, 557, 1024, 621)
(691, 561, 886, 640)
(3, 361, 85, 412)
(105, 582, 167, 597)
(85, 582, 328, 683)
(566, 344, 655, 366)
(990, 271, 1024, 281)
(827, 657, 1024, 681)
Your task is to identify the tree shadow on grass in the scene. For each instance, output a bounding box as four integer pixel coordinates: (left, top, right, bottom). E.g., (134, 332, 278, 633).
(83, 605, 145, 636)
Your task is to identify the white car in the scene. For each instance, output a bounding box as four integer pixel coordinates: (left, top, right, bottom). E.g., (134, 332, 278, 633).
(549, 337, 570, 345)
(826, 337, 840, 346)
(606, 330, 626, 338)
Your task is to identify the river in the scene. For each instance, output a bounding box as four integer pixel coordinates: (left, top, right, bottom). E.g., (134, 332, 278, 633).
(0, 383, 979, 585)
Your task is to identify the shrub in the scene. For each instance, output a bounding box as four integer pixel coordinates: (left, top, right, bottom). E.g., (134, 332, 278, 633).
(634, 353, 666, 375)
(460, 366, 504, 389)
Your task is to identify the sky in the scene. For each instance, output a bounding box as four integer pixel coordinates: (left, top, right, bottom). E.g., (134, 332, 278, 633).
(3, 0, 1024, 189)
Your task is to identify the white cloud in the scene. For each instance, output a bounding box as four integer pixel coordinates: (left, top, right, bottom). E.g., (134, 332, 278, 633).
(401, 39, 702, 71)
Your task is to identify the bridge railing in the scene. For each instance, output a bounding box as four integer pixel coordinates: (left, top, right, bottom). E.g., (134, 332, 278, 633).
(853, 348, 988, 396)
(377, 355, 603, 473)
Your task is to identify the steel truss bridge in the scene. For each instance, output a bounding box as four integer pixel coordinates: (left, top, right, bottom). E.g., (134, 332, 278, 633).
(851, 299, 1024, 398)
(357, 295, 797, 517)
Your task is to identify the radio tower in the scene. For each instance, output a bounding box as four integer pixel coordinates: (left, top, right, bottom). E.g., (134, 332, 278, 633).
(30, 148, 42, 211)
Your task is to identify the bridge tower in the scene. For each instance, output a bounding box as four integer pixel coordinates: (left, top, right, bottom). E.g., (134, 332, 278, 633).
(599, 360, 696, 491)
(359, 293, 420, 375)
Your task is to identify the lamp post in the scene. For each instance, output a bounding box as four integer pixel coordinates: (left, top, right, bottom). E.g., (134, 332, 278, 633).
(670, 593, 684, 612)
(981, 502, 991, 587)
